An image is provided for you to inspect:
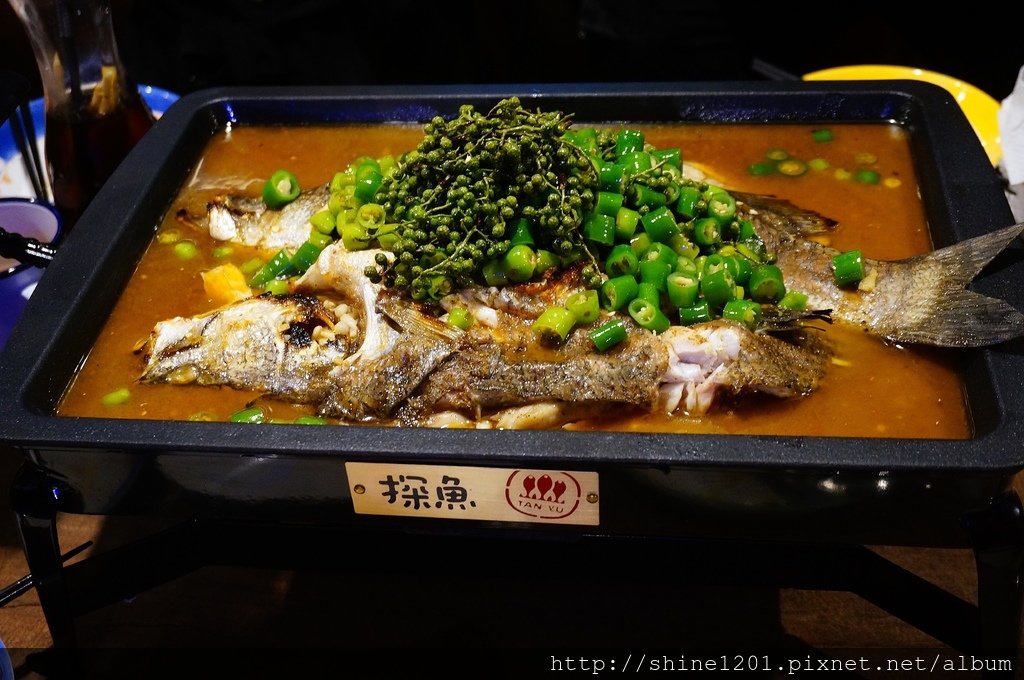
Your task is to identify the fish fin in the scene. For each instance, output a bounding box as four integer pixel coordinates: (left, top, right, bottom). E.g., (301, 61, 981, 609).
(890, 223, 1024, 347)
(378, 299, 465, 342)
(732, 191, 838, 236)
(759, 306, 833, 332)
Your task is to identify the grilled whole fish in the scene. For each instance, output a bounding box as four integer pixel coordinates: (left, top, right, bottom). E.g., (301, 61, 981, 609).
(177, 183, 330, 253)
(735, 192, 1024, 347)
(136, 253, 830, 425)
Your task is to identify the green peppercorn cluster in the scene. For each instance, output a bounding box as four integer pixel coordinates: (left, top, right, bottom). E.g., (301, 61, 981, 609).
(367, 97, 601, 298)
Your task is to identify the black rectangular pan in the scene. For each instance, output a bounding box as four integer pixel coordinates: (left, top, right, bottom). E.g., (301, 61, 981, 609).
(1, 82, 1020, 548)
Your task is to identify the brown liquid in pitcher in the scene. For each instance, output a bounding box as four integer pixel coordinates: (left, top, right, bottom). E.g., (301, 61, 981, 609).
(45, 89, 154, 229)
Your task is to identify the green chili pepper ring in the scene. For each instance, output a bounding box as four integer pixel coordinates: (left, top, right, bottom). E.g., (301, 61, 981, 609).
(263, 169, 301, 209)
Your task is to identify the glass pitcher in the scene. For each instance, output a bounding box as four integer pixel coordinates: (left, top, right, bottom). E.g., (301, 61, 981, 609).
(7, 0, 155, 230)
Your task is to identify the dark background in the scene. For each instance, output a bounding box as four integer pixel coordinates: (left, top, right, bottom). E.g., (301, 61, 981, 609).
(2, 0, 1022, 101)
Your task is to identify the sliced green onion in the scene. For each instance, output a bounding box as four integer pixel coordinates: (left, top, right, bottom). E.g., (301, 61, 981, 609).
(289, 240, 324, 274)
(833, 250, 865, 286)
(535, 249, 558, 275)
(675, 185, 702, 219)
(447, 306, 474, 330)
(853, 169, 881, 184)
(248, 248, 294, 286)
(777, 159, 809, 177)
(532, 306, 576, 346)
(638, 259, 671, 291)
(595, 191, 624, 217)
(101, 387, 131, 407)
(812, 128, 834, 143)
(212, 245, 234, 259)
(589, 318, 628, 352)
(309, 209, 336, 234)
(240, 257, 264, 275)
(692, 217, 722, 249)
(566, 289, 600, 325)
(306, 230, 333, 250)
(583, 213, 616, 246)
(294, 415, 328, 425)
(706, 191, 736, 224)
(640, 205, 680, 242)
(263, 279, 289, 296)
(679, 301, 712, 326)
(628, 298, 671, 334)
(700, 268, 736, 307)
(605, 244, 639, 277)
(779, 290, 809, 311)
(509, 218, 535, 246)
(504, 244, 537, 283)
(615, 129, 645, 158)
(230, 406, 266, 424)
(722, 299, 762, 330)
(614, 206, 641, 241)
(748, 264, 786, 303)
(263, 169, 300, 209)
(173, 240, 199, 260)
(666, 272, 699, 308)
(601, 275, 639, 311)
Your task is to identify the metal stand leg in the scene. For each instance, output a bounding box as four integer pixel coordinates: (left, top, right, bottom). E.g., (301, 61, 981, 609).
(10, 463, 77, 650)
(964, 491, 1024, 675)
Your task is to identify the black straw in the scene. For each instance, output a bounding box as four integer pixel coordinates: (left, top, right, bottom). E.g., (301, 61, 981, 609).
(9, 103, 47, 201)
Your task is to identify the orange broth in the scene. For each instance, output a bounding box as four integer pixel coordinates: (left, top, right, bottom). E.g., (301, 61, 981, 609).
(57, 122, 971, 439)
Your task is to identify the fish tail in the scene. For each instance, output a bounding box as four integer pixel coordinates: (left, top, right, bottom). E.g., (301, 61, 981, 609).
(899, 222, 1024, 347)
(923, 222, 1024, 283)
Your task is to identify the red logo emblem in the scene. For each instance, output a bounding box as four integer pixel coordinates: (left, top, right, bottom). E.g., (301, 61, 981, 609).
(504, 470, 582, 520)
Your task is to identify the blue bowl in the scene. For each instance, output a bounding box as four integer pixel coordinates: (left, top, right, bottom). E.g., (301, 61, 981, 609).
(0, 197, 63, 348)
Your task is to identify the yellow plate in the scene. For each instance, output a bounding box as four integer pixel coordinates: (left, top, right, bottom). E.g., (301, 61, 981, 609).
(803, 65, 1002, 165)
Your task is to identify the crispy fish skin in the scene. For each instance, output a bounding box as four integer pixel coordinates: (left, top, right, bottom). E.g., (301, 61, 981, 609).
(400, 315, 670, 421)
(319, 300, 465, 421)
(402, 312, 829, 423)
(177, 183, 330, 253)
(659, 320, 831, 415)
(137, 294, 350, 403)
(735, 192, 1024, 347)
